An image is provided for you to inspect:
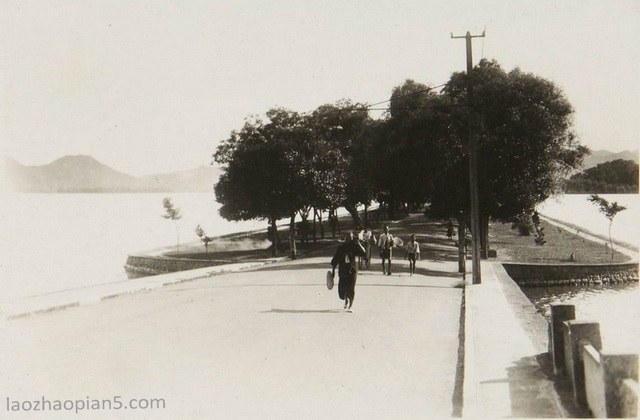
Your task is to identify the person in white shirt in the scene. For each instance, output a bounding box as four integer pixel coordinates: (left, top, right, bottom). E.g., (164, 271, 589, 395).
(404, 234, 420, 275)
(377, 225, 394, 275)
(358, 228, 376, 269)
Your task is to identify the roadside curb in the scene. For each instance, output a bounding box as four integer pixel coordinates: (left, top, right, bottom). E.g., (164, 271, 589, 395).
(0, 259, 285, 322)
(461, 280, 480, 418)
(463, 261, 570, 418)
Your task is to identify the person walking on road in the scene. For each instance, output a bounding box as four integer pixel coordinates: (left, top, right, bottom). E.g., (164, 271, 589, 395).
(377, 225, 394, 275)
(404, 234, 420, 275)
(358, 227, 376, 269)
(446, 219, 454, 240)
(331, 232, 368, 311)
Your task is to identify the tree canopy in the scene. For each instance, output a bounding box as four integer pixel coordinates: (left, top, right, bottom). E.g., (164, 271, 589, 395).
(212, 59, 589, 257)
(213, 109, 305, 223)
(425, 60, 588, 254)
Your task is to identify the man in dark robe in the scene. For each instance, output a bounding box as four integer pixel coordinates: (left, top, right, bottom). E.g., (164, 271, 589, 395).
(331, 232, 368, 310)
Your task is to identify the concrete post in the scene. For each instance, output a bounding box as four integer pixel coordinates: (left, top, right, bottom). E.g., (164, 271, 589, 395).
(563, 320, 602, 405)
(619, 378, 638, 418)
(550, 304, 575, 375)
(602, 352, 638, 418)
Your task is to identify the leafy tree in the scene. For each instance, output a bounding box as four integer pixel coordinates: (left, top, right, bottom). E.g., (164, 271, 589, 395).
(588, 194, 627, 260)
(211, 58, 589, 262)
(195, 224, 213, 254)
(307, 100, 375, 229)
(162, 197, 182, 253)
(373, 80, 453, 218)
(432, 59, 588, 256)
(213, 108, 308, 257)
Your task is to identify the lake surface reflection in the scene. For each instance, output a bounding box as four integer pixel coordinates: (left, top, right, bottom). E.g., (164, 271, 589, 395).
(521, 282, 640, 351)
(0, 193, 271, 300)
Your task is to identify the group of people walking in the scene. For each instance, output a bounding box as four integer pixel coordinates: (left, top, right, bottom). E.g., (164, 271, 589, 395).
(330, 225, 421, 311)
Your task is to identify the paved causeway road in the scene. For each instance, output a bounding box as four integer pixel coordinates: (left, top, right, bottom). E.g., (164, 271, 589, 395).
(1, 255, 464, 419)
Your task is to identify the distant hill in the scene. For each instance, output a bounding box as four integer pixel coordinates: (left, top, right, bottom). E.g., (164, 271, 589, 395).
(565, 158, 639, 194)
(3, 155, 221, 193)
(139, 165, 220, 193)
(582, 149, 638, 170)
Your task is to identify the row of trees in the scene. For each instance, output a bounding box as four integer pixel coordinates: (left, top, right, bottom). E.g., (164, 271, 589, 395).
(565, 159, 638, 193)
(213, 59, 589, 257)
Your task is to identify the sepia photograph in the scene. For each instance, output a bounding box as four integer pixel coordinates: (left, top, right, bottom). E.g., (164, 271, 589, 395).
(1, 1, 638, 418)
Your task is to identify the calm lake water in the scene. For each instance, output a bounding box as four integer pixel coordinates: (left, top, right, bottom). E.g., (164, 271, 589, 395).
(0, 193, 270, 300)
(523, 282, 640, 352)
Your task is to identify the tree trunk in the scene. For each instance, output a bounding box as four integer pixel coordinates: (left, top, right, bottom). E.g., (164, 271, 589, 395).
(388, 195, 397, 220)
(312, 207, 317, 242)
(174, 221, 180, 254)
(344, 203, 364, 230)
(270, 218, 279, 257)
(609, 221, 614, 260)
(329, 208, 337, 238)
(457, 214, 466, 274)
(480, 214, 490, 259)
(289, 214, 297, 260)
(317, 209, 325, 239)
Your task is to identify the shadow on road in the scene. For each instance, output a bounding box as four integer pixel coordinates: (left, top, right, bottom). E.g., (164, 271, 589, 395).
(259, 259, 462, 278)
(357, 265, 463, 280)
(412, 266, 463, 279)
(478, 353, 591, 418)
(261, 308, 345, 314)
(359, 282, 464, 289)
(258, 262, 331, 272)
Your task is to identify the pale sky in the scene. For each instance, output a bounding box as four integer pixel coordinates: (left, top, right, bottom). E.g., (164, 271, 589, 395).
(2, 0, 638, 176)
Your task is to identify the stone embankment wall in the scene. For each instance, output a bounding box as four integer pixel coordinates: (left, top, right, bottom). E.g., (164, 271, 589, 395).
(125, 255, 226, 277)
(549, 304, 638, 418)
(502, 263, 639, 287)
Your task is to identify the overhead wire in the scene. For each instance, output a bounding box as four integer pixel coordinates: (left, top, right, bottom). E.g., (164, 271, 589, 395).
(364, 30, 489, 113)
(359, 104, 467, 112)
(361, 80, 474, 114)
(364, 82, 449, 110)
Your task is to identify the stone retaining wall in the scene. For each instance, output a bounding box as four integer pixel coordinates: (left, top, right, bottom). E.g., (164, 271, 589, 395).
(502, 262, 639, 287)
(124, 255, 228, 277)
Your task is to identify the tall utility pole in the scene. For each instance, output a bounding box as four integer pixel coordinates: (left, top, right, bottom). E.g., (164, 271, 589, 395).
(451, 30, 485, 284)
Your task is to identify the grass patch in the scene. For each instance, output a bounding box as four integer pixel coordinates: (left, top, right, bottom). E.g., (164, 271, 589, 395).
(166, 249, 275, 261)
(161, 212, 634, 266)
(165, 230, 344, 262)
(489, 220, 632, 264)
